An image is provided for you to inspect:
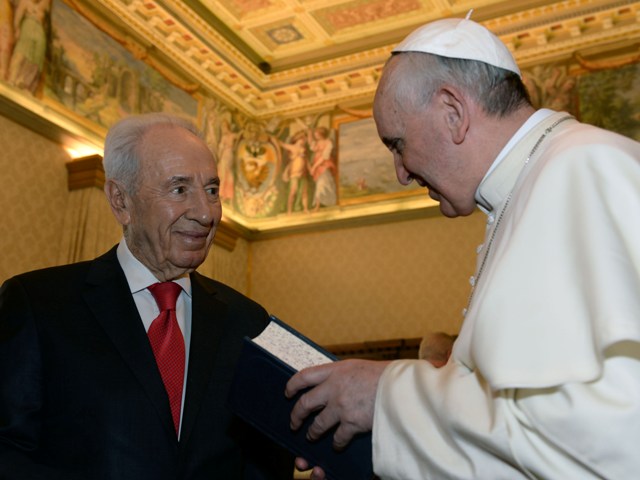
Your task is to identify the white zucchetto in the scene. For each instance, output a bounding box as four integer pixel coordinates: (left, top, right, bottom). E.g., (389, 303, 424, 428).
(393, 11, 521, 76)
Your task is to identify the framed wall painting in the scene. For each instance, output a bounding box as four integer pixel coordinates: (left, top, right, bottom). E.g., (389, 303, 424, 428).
(335, 115, 422, 206)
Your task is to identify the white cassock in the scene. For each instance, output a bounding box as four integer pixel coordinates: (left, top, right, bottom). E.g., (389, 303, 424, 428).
(373, 111, 640, 479)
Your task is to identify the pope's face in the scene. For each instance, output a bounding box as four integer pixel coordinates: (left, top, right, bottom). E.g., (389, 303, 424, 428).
(122, 125, 222, 280)
(373, 62, 478, 218)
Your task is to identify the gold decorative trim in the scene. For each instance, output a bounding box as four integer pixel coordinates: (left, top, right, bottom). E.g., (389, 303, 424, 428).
(574, 46, 640, 70)
(67, 154, 105, 190)
(213, 221, 240, 252)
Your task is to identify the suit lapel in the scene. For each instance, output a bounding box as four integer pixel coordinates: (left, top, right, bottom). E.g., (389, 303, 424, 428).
(82, 247, 175, 437)
(179, 273, 228, 445)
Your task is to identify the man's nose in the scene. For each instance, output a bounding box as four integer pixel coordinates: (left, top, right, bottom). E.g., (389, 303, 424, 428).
(394, 160, 413, 186)
(187, 190, 217, 225)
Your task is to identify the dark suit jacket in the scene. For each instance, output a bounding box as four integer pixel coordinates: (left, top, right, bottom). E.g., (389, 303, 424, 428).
(0, 246, 292, 479)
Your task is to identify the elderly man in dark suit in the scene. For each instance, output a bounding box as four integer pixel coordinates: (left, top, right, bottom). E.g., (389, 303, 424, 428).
(0, 113, 293, 479)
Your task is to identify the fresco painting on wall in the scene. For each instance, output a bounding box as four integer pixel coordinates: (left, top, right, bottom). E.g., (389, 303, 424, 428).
(522, 63, 577, 114)
(1, 0, 52, 95)
(337, 115, 421, 204)
(44, 0, 197, 129)
(577, 62, 640, 141)
(234, 120, 282, 218)
(279, 128, 311, 214)
(231, 114, 340, 218)
(201, 97, 244, 208)
(307, 124, 338, 211)
(1, 0, 638, 232)
(201, 101, 342, 221)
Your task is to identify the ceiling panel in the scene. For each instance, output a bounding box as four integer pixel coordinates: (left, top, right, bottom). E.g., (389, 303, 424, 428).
(192, 0, 562, 70)
(88, 0, 640, 117)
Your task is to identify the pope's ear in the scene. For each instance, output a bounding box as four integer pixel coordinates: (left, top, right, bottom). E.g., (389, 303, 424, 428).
(438, 85, 469, 145)
(104, 179, 131, 226)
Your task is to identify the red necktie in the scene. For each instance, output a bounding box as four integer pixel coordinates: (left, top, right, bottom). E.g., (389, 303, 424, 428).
(148, 282, 185, 436)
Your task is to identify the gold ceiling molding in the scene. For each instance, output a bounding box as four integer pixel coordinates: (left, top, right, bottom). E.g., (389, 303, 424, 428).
(574, 45, 640, 69)
(79, 0, 639, 119)
(489, 1, 640, 68)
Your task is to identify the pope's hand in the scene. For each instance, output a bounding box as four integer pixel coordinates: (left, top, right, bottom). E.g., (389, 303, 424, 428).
(285, 359, 391, 450)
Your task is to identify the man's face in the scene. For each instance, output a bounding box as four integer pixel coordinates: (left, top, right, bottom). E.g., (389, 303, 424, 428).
(122, 125, 222, 280)
(373, 61, 479, 218)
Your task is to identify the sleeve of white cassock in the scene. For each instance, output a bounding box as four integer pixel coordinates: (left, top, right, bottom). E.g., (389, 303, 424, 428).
(373, 350, 640, 480)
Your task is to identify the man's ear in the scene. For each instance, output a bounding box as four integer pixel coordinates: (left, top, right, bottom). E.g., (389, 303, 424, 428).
(104, 179, 131, 226)
(438, 85, 469, 145)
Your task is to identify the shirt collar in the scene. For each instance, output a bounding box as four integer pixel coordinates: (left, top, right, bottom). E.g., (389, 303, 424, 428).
(116, 238, 191, 296)
(475, 109, 555, 213)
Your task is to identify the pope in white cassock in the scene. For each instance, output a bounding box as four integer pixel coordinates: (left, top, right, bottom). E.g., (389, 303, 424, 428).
(285, 11, 640, 480)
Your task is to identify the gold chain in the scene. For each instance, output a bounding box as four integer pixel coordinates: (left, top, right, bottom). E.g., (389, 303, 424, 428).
(464, 115, 574, 314)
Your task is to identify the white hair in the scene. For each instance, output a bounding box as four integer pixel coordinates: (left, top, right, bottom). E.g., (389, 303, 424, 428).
(103, 113, 203, 193)
(378, 52, 531, 117)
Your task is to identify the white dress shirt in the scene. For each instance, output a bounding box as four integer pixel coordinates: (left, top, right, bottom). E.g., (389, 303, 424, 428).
(116, 239, 192, 437)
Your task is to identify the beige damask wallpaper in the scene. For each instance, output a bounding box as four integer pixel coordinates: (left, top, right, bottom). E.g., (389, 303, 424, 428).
(249, 213, 485, 345)
(0, 115, 70, 281)
(198, 236, 252, 295)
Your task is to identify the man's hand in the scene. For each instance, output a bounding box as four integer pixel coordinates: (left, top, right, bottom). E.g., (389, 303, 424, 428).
(295, 457, 327, 480)
(285, 359, 391, 450)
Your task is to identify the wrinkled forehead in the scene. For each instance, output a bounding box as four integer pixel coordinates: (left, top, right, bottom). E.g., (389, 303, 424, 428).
(375, 55, 401, 91)
(373, 60, 405, 120)
(138, 125, 214, 174)
(139, 125, 201, 158)
(140, 123, 189, 149)
(372, 91, 393, 125)
(372, 95, 403, 143)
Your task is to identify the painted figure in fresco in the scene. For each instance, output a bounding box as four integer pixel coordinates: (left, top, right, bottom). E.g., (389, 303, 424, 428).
(8, 0, 50, 94)
(279, 130, 309, 214)
(237, 122, 272, 192)
(235, 121, 280, 217)
(0, 0, 12, 80)
(308, 126, 337, 211)
(217, 119, 238, 203)
(523, 64, 577, 113)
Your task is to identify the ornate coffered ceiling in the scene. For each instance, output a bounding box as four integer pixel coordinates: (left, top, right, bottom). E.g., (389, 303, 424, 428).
(79, 0, 640, 119)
